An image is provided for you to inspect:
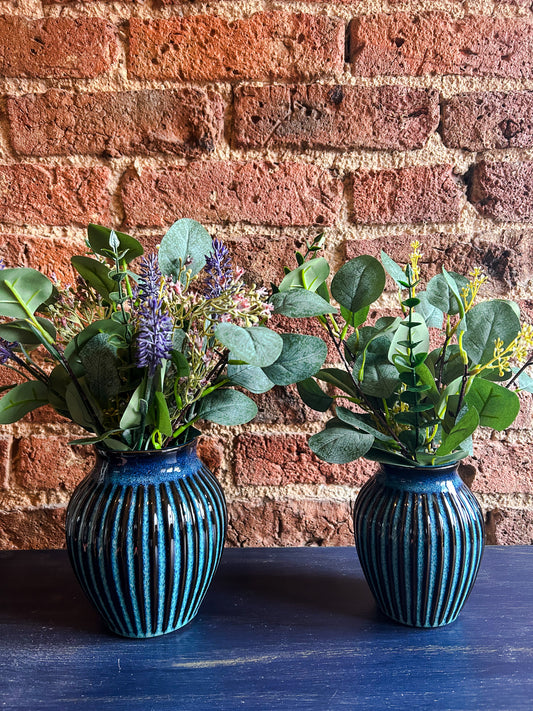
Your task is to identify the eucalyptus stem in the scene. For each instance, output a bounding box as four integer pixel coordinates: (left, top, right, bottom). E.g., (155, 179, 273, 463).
(506, 354, 533, 390)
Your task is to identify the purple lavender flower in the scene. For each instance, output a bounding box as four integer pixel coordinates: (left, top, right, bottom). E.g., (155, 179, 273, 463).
(204, 239, 233, 298)
(0, 338, 16, 365)
(136, 298, 173, 377)
(0, 258, 5, 270)
(138, 253, 162, 301)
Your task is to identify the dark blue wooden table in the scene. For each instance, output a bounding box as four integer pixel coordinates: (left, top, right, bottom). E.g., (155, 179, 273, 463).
(1, 546, 532, 710)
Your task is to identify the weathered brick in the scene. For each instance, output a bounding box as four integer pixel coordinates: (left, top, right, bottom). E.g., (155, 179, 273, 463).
(0, 233, 82, 284)
(14, 436, 95, 492)
(233, 84, 439, 151)
(252, 385, 325, 425)
(227, 499, 354, 547)
(469, 161, 533, 222)
(197, 436, 224, 474)
(344, 230, 533, 293)
(234, 433, 377, 487)
(7, 89, 224, 158)
(128, 13, 344, 81)
(0, 507, 66, 549)
(121, 162, 342, 228)
(441, 92, 533, 151)
(351, 165, 463, 225)
(485, 507, 533, 545)
(0, 16, 117, 78)
(458, 440, 533, 494)
(0, 165, 111, 226)
(228, 234, 306, 287)
(349, 13, 533, 78)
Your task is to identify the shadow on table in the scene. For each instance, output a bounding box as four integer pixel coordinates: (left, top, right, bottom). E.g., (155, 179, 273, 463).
(0, 551, 105, 636)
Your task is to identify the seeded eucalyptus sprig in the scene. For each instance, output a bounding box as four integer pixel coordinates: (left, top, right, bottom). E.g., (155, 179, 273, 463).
(273, 239, 533, 467)
(0, 220, 327, 451)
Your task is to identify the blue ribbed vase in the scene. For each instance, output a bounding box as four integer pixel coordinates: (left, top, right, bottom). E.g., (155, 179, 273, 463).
(65, 441, 227, 638)
(353, 462, 484, 628)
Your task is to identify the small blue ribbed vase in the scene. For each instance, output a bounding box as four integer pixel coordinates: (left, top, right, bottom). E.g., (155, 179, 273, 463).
(65, 441, 227, 638)
(354, 462, 484, 628)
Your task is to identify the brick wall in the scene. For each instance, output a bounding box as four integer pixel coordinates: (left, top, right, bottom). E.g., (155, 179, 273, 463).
(0, 0, 532, 549)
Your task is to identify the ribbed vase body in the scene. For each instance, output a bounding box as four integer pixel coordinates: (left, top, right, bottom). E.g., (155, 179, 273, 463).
(353, 463, 484, 628)
(65, 442, 227, 638)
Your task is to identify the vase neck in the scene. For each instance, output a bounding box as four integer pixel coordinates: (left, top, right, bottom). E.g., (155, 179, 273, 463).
(378, 461, 462, 493)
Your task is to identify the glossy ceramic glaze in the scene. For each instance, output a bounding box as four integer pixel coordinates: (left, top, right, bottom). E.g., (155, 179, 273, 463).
(65, 441, 227, 638)
(353, 462, 484, 627)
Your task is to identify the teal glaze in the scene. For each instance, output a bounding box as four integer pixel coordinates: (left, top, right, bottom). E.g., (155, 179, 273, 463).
(66, 441, 227, 638)
(353, 462, 484, 628)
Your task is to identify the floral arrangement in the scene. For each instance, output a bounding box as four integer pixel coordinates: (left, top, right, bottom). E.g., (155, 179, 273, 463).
(0, 219, 326, 451)
(272, 238, 533, 466)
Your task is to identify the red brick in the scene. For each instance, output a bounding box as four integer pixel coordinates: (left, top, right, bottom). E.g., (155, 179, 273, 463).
(0, 165, 111, 226)
(344, 230, 533, 293)
(128, 13, 344, 82)
(441, 92, 533, 151)
(0, 16, 117, 78)
(234, 433, 377, 487)
(252, 385, 326, 425)
(14, 436, 95, 492)
(0, 233, 83, 284)
(0, 507, 66, 549)
(227, 499, 354, 547)
(485, 507, 533, 545)
(351, 165, 463, 225)
(197, 436, 224, 474)
(469, 161, 533, 222)
(121, 162, 342, 228)
(233, 84, 439, 151)
(7, 89, 224, 158)
(458, 439, 533, 494)
(349, 13, 533, 78)
(229, 234, 307, 287)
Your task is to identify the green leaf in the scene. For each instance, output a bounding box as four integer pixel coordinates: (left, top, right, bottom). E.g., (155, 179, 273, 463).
(331, 256, 385, 313)
(388, 312, 430, 365)
(158, 219, 212, 282)
(315, 368, 359, 397)
(463, 300, 521, 367)
(262, 334, 327, 386)
(79, 333, 121, 405)
(64, 319, 127, 361)
(308, 426, 374, 463)
(380, 250, 407, 287)
(335, 406, 393, 442)
(215, 324, 283, 367)
(296, 378, 333, 412)
(435, 407, 479, 456)
(171, 350, 190, 378)
(426, 271, 468, 316)
(71, 256, 116, 302)
(87, 224, 143, 263)
(0, 380, 48, 424)
(354, 336, 401, 398)
(270, 290, 337, 318)
(415, 292, 444, 329)
(278, 258, 329, 293)
(0, 317, 56, 348)
(340, 304, 369, 329)
(120, 382, 145, 430)
(465, 378, 520, 431)
(227, 363, 274, 394)
(65, 381, 99, 431)
(154, 390, 173, 437)
(0, 268, 54, 319)
(198, 388, 258, 425)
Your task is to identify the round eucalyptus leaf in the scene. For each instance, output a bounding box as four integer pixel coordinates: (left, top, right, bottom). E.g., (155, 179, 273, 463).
(158, 219, 212, 282)
(331, 256, 385, 313)
(308, 426, 374, 463)
(278, 258, 329, 293)
(426, 272, 468, 316)
(270, 289, 336, 318)
(198, 389, 258, 426)
(215, 324, 283, 367)
(227, 363, 275, 394)
(462, 300, 521, 367)
(262, 334, 327, 386)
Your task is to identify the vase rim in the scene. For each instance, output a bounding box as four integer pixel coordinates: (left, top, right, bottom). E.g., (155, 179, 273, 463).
(379, 460, 459, 473)
(95, 438, 198, 459)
